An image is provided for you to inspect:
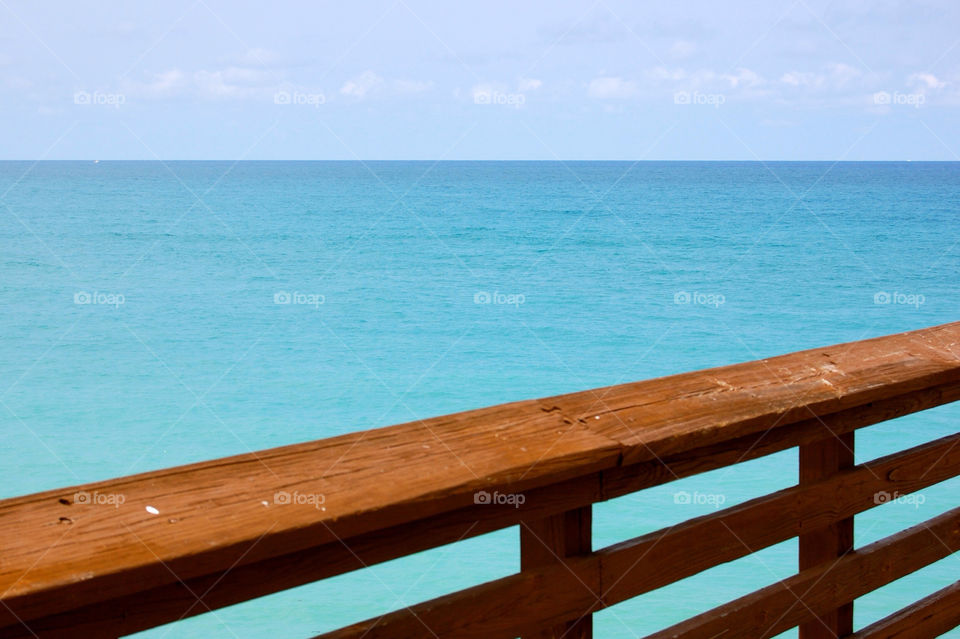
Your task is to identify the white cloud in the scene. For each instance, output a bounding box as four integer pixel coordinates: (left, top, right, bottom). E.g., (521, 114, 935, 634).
(471, 83, 499, 101)
(649, 66, 763, 90)
(670, 40, 697, 60)
(760, 118, 799, 128)
(238, 48, 281, 66)
(469, 79, 539, 104)
(110, 21, 137, 36)
(779, 63, 862, 91)
(340, 71, 383, 98)
(124, 66, 281, 101)
(518, 77, 542, 92)
(724, 68, 762, 88)
(909, 72, 945, 90)
(131, 69, 188, 98)
(650, 67, 686, 82)
(780, 71, 823, 88)
(587, 76, 637, 99)
(826, 62, 861, 87)
(393, 79, 433, 94)
(336, 73, 433, 99)
(194, 67, 275, 99)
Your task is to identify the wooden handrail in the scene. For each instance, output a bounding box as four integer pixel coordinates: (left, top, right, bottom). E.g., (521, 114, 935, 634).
(316, 432, 960, 639)
(2, 321, 960, 638)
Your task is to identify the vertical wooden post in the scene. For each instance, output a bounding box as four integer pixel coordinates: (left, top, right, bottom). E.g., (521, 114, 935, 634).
(520, 506, 593, 639)
(799, 432, 855, 638)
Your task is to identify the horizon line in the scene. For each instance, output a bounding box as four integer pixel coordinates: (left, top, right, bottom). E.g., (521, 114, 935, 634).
(0, 159, 954, 163)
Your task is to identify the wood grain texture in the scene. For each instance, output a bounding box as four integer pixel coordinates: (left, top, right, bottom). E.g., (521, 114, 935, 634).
(646, 506, 960, 639)
(520, 507, 593, 639)
(10, 379, 960, 639)
(600, 378, 960, 500)
(848, 580, 960, 639)
(2, 321, 959, 636)
(0, 406, 622, 628)
(798, 432, 855, 639)
(563, 322, 960, 464)
(0, 477, 605, 638)
(315, 431, 960, 639)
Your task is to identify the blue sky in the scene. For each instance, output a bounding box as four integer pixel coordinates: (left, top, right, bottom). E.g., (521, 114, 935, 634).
(2, 0, 959, 160)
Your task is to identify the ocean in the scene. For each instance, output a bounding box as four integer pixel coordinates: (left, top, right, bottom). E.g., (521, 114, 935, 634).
(1, 161, 958, 637)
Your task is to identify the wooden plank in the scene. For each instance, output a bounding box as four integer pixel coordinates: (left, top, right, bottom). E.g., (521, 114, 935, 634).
(599, 430, 959, 607)
(0, 408, 622, 629)
(798, 432, 855, 639)
(10, 380, 960, 639)
(315, 432, 960, 639)
(645, 506, 960, 639)
(565, 321, 960, 465)
(849, 580, 960, 639)
(0, 476, 604, 639)
(2, 322, 959, 631)
(601, 378, 960, 500)
(520, 507, 594, 639)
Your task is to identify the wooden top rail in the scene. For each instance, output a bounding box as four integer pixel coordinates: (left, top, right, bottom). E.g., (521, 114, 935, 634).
(2, 321, 960, 638)
(314, 429, 960, 639)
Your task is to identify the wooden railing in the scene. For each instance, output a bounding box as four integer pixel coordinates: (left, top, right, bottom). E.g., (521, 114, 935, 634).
(3, 322, 960, 638)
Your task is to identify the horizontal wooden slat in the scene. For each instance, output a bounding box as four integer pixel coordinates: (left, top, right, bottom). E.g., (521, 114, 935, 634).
(2, 322, 960, 632)
(315, 431, 960, 639)
(849, 580, 960, 639)
(647, 506, 960, 639)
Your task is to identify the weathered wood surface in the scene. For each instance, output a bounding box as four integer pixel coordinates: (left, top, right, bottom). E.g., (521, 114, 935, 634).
(551, 321, 960, 465)
(11, 382, 960, 639)
(646, 506, 960, 639)
(2, 321, 960, 635)
(0, 407, 622, 629)
(316, 431, 960, 639)
(849, 580, 960, 639)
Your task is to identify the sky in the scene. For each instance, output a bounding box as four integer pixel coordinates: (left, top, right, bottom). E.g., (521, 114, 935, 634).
(1, 0, 959, 160)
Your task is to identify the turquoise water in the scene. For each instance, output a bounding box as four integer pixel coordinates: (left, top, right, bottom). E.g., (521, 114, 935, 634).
(1, 161, 959, 637)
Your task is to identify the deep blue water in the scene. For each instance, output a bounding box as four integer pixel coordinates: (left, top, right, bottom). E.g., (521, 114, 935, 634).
(1, 161, 958, 637)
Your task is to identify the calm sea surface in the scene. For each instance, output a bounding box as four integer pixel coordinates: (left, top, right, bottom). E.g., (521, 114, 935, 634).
(1, 161, 958, 637)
